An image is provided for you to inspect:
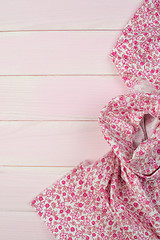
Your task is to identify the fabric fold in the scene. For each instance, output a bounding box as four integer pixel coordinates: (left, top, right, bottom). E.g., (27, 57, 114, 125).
(110, 0, 160, 93)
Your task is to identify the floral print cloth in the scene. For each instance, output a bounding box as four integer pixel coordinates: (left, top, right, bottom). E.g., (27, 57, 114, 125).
(110, 0, 160, 93)
(30, 0, 160, 239)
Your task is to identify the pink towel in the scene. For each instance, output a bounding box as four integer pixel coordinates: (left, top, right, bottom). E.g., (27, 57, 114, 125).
(30, 0, 160, 239)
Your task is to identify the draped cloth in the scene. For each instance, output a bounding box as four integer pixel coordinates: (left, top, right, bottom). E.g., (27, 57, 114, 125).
(30, 0, 160, 239)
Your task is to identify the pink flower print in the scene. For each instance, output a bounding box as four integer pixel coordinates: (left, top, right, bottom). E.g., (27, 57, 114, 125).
(116, 204, 125, 213)
(75, 230, 83, 238)
(145, 187, 151, 195)
(119, 96, 124, 101)
(112, 117, 119, 124)
(141, 41, 148, 51)
(113, 202, 121, 211)
(149, 22, 155, 28)
(139, 234, 146, 240)
(104, 236, 110, 240)
(87, 191, 94, 199)
(132, 222, 139, 232)
(117, 232, 124, 240)
(77, 171, 85, 180)
(123, 123, 132, 132)
(45, 210, 52, 217)
(46, 222, 53, 230)
(60, 219, 68, 227)
(83, 217, 90, 226)
(72, 211, 80, 220)
(54, 180, 61, 186)
(157, 177, 160, 184)
(98, 165, 103, 174)
(138, 195, 146, 204)
(121, 100, 128, 106)
(101, 236, 106, 240)
(153, 0, 159, 4)
(143, 68, 152, 78)
(148, 158, 156, 165)
(58, 201, 65, 209)
(46, 189, 53, 197)
(107, 212, 114, 221)
(71, 194, 79, 202)
(87, 176, 93, 186)
(60, 232, 67, 239)
(130, 112, 137, 119)
(67, 184, 75, 193)
(86, 206, 92, 214)
(137, 100, 145, 108)
(102, 201, 107, 209)
(36, 202, 44, 212)
(125, 189, 133, 197)
(97, 225, 105, 233)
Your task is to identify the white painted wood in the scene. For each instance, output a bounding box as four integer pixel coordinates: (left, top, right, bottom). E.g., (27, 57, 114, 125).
(0, 166, 74, 211)
(0, 0, 141, 31)
(0, 121, 110, 166)
(0, 75, 128, 120)
(0, 212, 55, 240)
(0, 31, 122, 75)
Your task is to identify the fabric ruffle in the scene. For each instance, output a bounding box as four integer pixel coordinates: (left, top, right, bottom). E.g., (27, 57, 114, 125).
(30, 92, 160, 239)
(98, 92, 160, 177)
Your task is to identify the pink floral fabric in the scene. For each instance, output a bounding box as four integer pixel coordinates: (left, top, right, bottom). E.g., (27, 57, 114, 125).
(110, 0, 160, 92)
(30, 0, 160, 239)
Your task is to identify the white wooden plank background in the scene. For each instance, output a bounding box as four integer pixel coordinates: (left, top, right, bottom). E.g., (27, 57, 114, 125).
(0, 212, 54, 240)
(0, 31, 123, 75)
(0, 0, 142, 239)
(0, 166, 74, 211)
(0, 0, 141, 31)
(0, 76, 128, 120)
(0, 121, 110, 166)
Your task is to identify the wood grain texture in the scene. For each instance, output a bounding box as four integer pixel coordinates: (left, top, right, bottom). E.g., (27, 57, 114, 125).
(0, 212, 55, 240)
(0, 76, 128, 120)
(0, 121, 110, 166)
(0, 166, 73, 211)
(0, 0, 141, 31)
(0, 31, 123, 75)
